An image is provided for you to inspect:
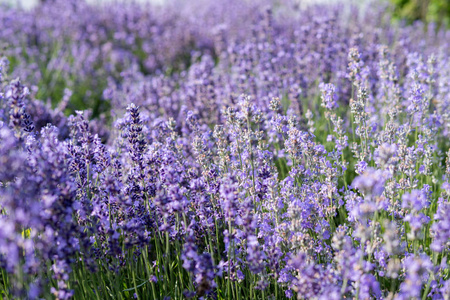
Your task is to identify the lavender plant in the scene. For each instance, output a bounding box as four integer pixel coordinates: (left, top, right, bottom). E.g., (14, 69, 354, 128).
(1, 0, 450, 299)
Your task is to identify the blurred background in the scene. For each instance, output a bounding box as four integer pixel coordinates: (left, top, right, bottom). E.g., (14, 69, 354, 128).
(5, 0, 165, 9)
(391, 0, 450, 27)
(5, 0, 340, 8)
(1, 0, 448, 119)
(4, 0, 450, 27)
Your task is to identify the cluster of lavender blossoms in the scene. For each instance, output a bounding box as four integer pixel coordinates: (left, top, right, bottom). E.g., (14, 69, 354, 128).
(1, 0, 450, 299)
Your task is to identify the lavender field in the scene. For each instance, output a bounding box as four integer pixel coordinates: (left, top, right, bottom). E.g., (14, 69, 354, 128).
(0, 0, 449, 299)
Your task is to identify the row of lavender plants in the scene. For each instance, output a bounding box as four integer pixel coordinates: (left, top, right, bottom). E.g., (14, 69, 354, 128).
(1, 0, 450, 299)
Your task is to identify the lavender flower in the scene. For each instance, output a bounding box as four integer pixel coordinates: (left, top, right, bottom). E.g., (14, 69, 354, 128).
(0, 0, 450, 298)
(319, 82, 338, 110)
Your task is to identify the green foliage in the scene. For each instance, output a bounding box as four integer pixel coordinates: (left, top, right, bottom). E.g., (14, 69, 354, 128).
(391, 0, 450, 28)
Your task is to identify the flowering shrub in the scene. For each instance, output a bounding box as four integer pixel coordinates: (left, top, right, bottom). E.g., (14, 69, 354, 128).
(1, 0, 450, 299)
